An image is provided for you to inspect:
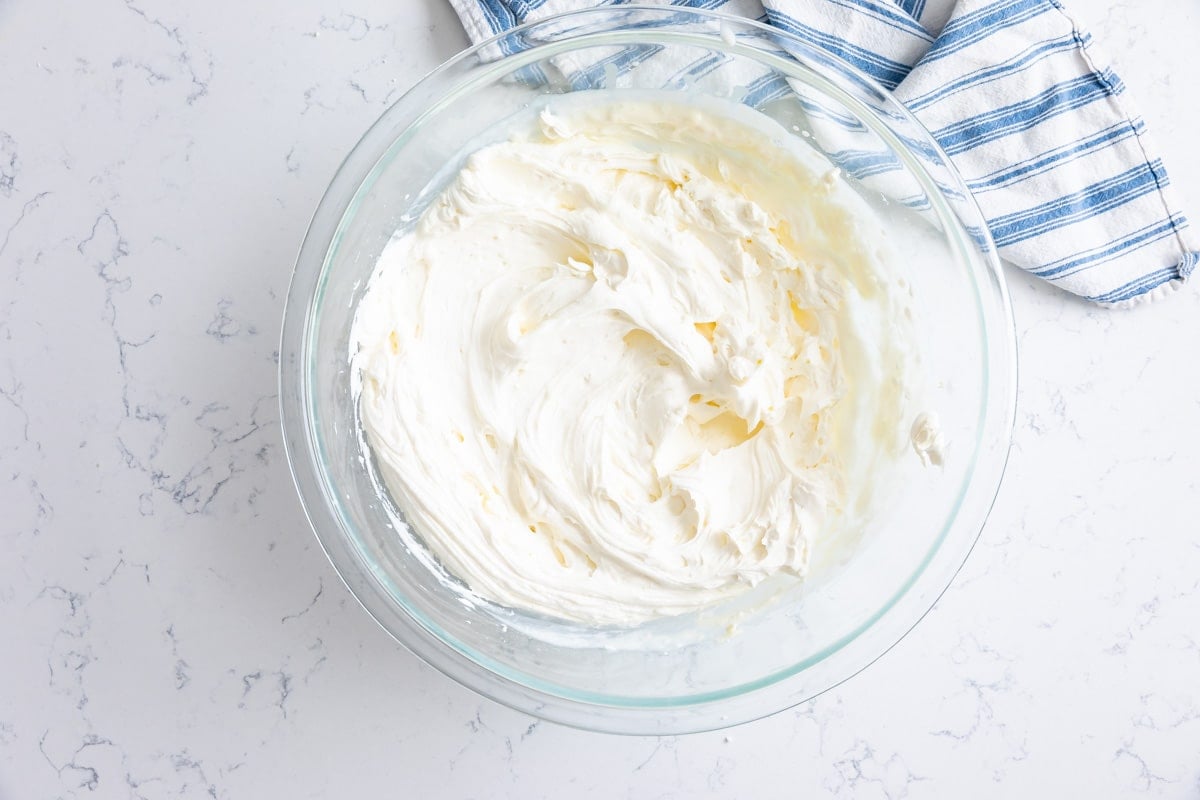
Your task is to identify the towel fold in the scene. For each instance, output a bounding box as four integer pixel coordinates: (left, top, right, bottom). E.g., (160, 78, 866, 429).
(448, 0, 1197, 305)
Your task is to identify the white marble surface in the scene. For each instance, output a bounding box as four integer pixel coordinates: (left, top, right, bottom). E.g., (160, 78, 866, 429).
(1, 0, 1198, 796)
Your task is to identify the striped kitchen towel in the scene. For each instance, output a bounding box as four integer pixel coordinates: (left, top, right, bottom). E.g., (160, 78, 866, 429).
(448, 0, 1197, 305)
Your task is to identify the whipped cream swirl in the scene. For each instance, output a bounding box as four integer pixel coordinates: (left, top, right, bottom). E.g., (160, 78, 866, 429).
(352, 95, 912, 625)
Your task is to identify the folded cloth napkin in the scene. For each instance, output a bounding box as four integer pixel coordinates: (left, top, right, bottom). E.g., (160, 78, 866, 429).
(448, 0, 1197, 305)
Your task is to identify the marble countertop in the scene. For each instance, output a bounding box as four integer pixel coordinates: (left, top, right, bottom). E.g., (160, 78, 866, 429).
(2, 1, 1198, 797)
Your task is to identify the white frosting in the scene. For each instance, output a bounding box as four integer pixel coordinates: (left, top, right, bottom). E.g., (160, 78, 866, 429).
(352, 95, 913, 625)
(910, 412, 946, 467)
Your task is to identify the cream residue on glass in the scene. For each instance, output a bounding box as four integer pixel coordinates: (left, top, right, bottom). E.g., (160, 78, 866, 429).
(351, 93, 917, 625)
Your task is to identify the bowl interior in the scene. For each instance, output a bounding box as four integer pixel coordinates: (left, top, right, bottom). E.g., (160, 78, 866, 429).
(283, 6, 1014, 734)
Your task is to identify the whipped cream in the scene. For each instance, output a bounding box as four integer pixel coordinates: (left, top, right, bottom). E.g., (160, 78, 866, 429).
(910, 412, 946, 467)
(352, 94, 914, 625)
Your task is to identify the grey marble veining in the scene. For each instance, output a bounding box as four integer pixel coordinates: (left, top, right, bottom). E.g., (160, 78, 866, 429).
(1, 0, 1198, 797)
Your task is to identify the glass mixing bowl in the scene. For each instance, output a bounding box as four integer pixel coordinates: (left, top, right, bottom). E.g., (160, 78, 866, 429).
(279, 6, 1016, 734)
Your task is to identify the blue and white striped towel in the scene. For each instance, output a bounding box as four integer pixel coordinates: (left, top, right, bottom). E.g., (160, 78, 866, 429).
(448, 0, 1197, 305)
